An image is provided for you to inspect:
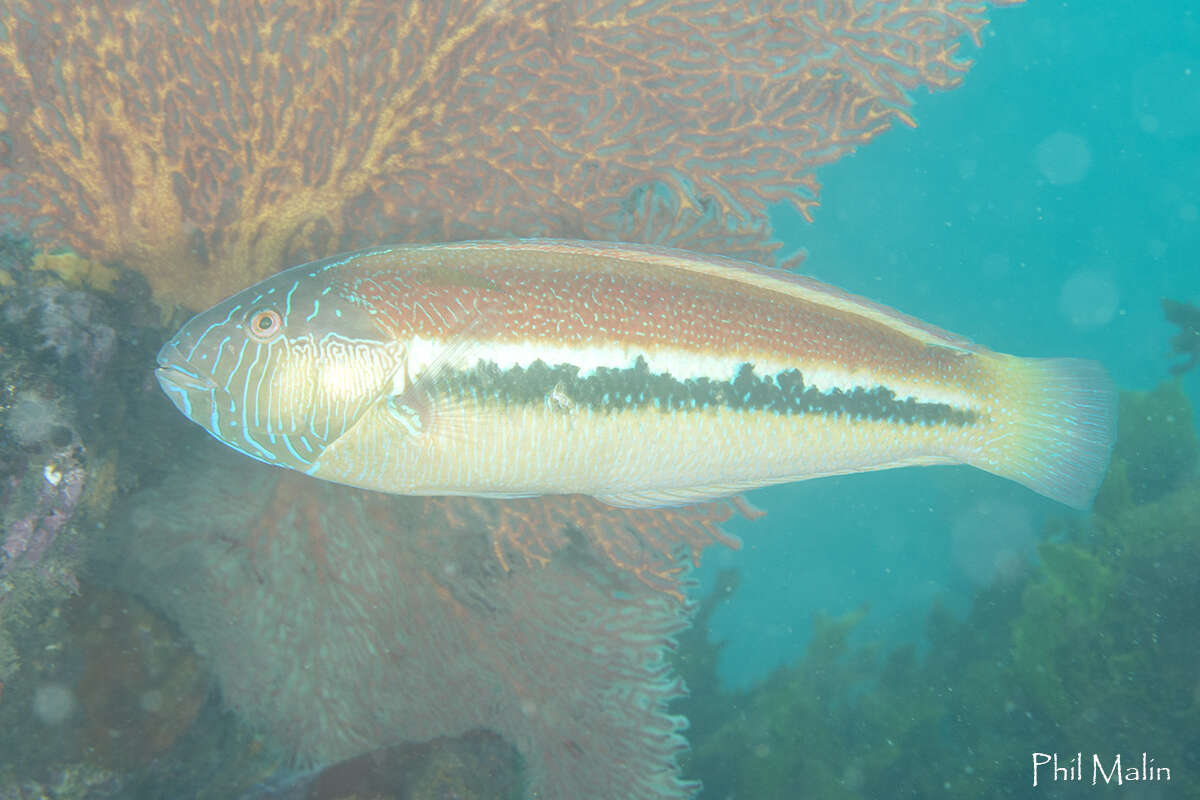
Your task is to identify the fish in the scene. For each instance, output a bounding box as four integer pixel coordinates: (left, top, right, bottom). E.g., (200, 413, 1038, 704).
(156, 239, 1117, 509)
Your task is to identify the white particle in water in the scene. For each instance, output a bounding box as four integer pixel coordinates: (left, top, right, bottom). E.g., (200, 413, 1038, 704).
(32, 684, 76, 725)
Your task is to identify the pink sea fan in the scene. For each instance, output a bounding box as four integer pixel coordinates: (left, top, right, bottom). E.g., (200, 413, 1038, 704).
(111, 448, 719, 798)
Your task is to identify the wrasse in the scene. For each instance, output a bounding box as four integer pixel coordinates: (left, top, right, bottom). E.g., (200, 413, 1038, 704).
(156, 240, 1116, 509)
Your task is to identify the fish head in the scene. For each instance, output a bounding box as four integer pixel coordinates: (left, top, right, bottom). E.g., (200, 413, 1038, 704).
(156, 261, 403, 472)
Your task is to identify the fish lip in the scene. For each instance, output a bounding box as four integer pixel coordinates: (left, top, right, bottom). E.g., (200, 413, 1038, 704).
(154, 364, 216, 391)
(155, 342, 217, 390)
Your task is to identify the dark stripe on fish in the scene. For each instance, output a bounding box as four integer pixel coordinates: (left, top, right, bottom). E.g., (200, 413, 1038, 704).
(428, 357, 978, 426)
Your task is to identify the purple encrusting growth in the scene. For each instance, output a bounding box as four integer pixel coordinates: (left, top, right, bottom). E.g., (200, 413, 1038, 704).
(0, 281, 113, 585)
(111, 448, 703, 799)
(0, 442, 85, 579)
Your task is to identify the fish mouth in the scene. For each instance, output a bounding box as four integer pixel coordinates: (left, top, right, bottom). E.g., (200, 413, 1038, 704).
(155, 364, 216, 392)
(155, 342, 216, 390)
(155, 342, 217, 423)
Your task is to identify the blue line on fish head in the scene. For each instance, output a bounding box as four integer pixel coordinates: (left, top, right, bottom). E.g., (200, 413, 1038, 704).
(155, 258, 403, 473)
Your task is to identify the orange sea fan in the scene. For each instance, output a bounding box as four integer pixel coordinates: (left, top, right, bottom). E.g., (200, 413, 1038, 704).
(1, 0, 1016, 310)
(422, 492, 743, 599)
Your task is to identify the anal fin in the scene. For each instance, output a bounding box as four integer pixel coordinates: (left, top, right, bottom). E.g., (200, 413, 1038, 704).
(596, 481, 767, 509)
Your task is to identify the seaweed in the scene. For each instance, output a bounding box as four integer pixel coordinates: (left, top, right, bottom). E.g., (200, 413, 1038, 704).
(1163, 298, 1200, 375)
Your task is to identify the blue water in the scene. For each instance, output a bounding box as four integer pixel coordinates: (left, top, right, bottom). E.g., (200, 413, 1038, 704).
(702, 0, 1200, 690)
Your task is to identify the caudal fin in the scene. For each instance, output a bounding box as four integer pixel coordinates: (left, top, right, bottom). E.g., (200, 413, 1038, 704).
(974, 357, 1117, 509)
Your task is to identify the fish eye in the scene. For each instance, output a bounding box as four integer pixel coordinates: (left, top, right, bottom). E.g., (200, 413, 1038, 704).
(245, 308, 283, 341)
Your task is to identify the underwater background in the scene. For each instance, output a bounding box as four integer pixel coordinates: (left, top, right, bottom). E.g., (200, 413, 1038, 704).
(0, 1, 1197, 798)
(703, 0, 1200, 690)
(684, 1, 1200, 796)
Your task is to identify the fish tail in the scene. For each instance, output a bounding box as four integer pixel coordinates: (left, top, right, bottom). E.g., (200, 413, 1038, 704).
(971, 356, 1117, 509)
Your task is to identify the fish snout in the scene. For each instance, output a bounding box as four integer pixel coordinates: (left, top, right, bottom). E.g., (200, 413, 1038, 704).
(156, 341, 216, 386)
(155, 340, 217, 423)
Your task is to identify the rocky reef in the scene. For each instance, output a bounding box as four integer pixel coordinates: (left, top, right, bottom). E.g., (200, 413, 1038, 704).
(0, 240, 219, 798)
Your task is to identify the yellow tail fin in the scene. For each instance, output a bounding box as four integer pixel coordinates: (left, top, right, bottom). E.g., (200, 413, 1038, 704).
(973, 357, 1116, 509)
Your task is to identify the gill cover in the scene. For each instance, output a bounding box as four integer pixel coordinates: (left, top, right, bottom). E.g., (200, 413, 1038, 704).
(155, 255, 403, 472)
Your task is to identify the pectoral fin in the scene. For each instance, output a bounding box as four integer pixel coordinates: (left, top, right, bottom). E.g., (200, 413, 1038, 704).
(381, 312, 501, 445)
